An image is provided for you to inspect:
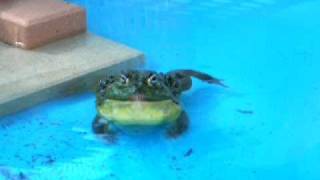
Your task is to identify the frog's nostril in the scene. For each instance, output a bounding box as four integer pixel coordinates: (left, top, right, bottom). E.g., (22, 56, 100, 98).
(136, 88, 142, 94)
(136, 82, 143, 90)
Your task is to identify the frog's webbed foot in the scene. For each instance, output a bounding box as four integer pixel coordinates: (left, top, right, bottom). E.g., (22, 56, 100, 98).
(166, 111, 189, 138)
(92, 115, 117, 143)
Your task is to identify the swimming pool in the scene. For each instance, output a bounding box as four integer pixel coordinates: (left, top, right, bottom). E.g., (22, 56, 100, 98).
(1, 0, 320, 179)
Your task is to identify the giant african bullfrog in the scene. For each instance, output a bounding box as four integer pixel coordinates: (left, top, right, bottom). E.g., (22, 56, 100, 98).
(92, 69, 226, 141)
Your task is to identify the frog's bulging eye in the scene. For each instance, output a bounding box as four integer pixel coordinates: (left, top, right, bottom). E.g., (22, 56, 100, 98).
(147, 74, 157, 87)
(120, 74, 129, 85)
(99, 80, 107, 89)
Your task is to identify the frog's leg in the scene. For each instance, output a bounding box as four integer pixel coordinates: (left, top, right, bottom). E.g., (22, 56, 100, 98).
(166, 111, 189, 138)
(92, 115, 117, 143)
(177, 69, 227, 87)
(166, 70, 227, 94)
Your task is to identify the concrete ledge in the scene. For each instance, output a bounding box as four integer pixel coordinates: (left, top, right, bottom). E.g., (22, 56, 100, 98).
(0, 33, 145, 116)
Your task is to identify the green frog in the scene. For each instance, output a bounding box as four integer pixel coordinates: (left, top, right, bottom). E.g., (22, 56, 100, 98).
(93, 69, 226, 142)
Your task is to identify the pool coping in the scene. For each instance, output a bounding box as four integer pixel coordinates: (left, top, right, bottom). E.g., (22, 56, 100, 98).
(0, 33, 145, 116)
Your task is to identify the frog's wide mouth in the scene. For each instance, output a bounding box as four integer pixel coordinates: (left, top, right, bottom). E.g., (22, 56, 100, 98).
(128, 94, 146, 101)
(106, 94, 171, 102)
(113, 94, 171, 102)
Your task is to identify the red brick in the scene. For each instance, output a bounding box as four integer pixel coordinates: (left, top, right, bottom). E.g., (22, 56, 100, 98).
(0, 0, 86, 49)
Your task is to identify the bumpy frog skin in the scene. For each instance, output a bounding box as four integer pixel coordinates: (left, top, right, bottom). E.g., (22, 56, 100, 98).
(92, 69, 226, 142)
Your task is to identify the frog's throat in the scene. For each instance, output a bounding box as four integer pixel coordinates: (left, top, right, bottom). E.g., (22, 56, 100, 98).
(97, 99, 182, 126)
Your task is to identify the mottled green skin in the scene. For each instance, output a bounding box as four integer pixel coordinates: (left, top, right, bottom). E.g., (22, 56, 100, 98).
(96, 70, 194, 105)
(93, 69, 226, 141)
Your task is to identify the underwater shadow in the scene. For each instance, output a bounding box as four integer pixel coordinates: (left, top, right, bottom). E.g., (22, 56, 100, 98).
(181, 85, 241, 110)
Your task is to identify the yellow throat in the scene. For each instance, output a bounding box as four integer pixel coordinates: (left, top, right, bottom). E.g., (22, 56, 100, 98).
(98, 99, 182, 126)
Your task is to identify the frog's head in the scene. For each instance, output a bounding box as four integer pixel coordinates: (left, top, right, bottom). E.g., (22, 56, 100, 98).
(97, 69, 227, 104)
(97, 70, 175, 102)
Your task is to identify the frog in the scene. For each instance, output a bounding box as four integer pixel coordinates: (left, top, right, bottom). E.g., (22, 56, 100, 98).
(92, 69, 226, 142)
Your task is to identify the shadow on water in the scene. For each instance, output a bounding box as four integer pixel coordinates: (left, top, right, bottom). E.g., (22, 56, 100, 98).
(183, 86, 225, 109)
(182, 82, 243, 110)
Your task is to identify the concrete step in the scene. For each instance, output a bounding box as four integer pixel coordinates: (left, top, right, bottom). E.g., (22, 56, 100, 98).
(0, 33, 145, 116)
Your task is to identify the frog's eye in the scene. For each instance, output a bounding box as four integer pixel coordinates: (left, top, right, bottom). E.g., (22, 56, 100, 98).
(147, 74, 158, 87)
(120, 74, 129, 85)
(99, 79, 107, 89)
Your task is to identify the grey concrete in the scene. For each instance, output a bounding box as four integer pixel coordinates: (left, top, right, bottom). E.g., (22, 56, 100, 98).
(0, 33, 144, 116)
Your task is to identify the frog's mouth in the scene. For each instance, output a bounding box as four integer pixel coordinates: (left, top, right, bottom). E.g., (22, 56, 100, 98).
(129, 94, 146, 101)
(123, 93, 173, 102)
(127, 94, 170, 102)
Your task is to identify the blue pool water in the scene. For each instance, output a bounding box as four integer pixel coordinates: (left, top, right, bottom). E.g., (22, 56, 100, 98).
(1, 0, 320, 179)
